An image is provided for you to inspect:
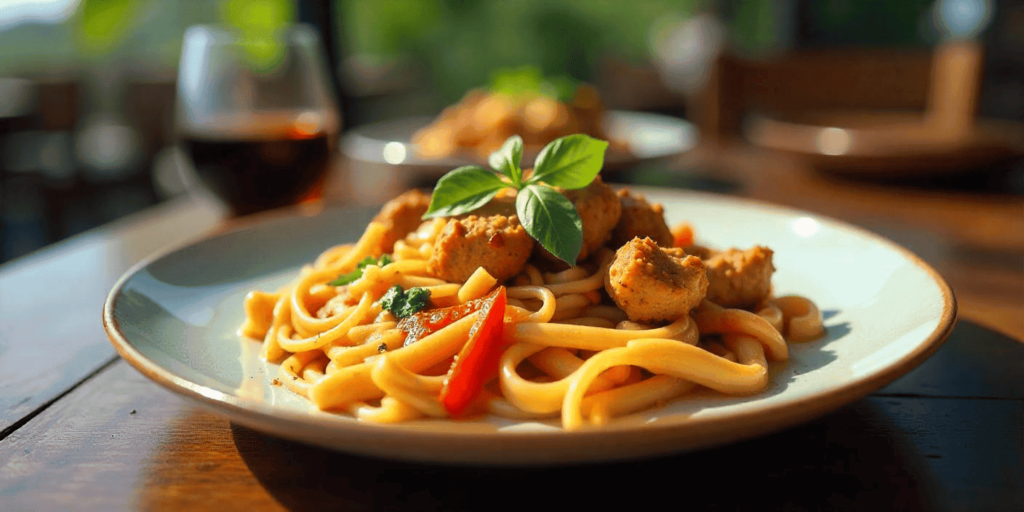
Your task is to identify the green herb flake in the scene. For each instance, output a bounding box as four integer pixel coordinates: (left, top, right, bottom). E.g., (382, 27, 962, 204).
(328, 254, 393, 287)
(380, 285, 431, 319)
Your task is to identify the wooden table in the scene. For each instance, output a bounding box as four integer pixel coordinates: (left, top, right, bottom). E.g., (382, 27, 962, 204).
(1, 148, 1021, 511)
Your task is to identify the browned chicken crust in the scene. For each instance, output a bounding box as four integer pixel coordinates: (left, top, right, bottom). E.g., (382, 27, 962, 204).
(611, 189, 673, 248)
(605, 237, 708, 322)
(703, 246, 775, 308)
(428, 214, 534, 283)
(372, 189, 432, 253)
(684, 244, 715, 260)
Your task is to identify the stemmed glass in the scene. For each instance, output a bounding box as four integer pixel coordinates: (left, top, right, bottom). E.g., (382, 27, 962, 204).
(176, 24, 340, 216)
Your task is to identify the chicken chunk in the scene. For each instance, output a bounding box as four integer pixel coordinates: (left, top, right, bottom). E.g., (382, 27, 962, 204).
(703, 246, 775, 308)
(428, 213, 534, 283)
(605, 237, 708, 323)
(684, 244, 716, 260)
(534, 175, 621, 265)
(611, 189, 673, 248)
(460, 187, 517, 218)
(372, 189, 432, 253)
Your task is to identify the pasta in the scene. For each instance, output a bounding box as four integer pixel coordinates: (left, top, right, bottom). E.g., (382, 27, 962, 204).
(240, 187, 825, 431)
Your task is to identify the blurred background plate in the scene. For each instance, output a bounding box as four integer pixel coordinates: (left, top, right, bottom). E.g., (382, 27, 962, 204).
(340, 110, 697, 174)
(746, 110, 1024, 176)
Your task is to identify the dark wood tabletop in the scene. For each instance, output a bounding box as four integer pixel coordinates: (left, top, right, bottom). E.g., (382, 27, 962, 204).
(0, 146, 1021, 511)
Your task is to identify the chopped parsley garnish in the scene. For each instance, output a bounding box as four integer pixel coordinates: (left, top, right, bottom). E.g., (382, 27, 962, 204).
(380, 285, 431, 319)
(328, 254, 394, 286)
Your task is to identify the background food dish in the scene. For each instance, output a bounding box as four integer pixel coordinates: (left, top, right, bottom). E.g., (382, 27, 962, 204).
(411, 84, 611, 160)
(103, 188, 955, 464)
(341, 111, 697, 173)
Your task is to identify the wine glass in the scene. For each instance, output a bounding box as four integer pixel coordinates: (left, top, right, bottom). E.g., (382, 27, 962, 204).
(176, 24, 340, 216)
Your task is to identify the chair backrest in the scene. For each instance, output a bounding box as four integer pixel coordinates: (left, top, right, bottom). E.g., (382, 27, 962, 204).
(692, 50, 934, 143)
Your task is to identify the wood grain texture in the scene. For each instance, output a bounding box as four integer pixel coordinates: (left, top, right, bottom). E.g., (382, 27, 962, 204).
(0, 196, 223, 435)
(0, 362, 282, 511)
(0, 354, 1020, 512)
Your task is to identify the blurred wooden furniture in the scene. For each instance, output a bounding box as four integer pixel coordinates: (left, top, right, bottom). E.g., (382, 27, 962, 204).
(125, 79, 177, 163)
(696, 47, 1024, 174)
(33, 79, 80, 132)
(0, 145, 1021, 509)
(693, 49, 934, 144)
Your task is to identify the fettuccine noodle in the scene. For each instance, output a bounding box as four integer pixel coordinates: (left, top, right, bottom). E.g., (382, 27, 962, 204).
(241, 205, 824, 430)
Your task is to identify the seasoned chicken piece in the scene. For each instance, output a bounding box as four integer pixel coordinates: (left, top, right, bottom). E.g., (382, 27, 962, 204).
(373, 189, 432, 253)
(703, 246, 775, 308)
(461, 187, 517, 218)
(685, 244, 716, 260)
(428, 214, 534, 283)
(611, 189, 673, 248)
(605, 237, 708, 323)
(534, 175, 622, 265)
(566, 176, 621, 260)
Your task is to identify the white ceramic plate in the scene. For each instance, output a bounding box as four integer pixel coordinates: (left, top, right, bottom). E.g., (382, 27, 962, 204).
(340, 110, 697, 171)
(103, 188, 955, 464)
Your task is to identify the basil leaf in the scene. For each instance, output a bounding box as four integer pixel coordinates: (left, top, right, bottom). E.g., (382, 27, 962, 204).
(527, 134, 608, 190)
(422, 166, 509, 219)
(488, 135, 524, 187)
(515, 184, 583, 265)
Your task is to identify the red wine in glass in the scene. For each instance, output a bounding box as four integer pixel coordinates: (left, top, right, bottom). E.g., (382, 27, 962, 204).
(176, 25, 340, 216)
(181, 112, 333, 215)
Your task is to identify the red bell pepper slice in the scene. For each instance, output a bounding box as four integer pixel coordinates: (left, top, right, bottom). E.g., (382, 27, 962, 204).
(439, 287, 508, 416)
(397, 292, 490, 346)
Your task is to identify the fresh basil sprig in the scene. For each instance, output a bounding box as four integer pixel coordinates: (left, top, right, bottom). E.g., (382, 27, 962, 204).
(423, 134, 608, 265)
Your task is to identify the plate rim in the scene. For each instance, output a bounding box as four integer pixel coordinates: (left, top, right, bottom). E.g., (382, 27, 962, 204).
(744, 111, 1024, 176)
(339, 109, 697, 169)
(102, 188, 957, 463)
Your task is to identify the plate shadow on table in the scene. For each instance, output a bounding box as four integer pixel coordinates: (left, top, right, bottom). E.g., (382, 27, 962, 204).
(229, 400, 936, 511)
